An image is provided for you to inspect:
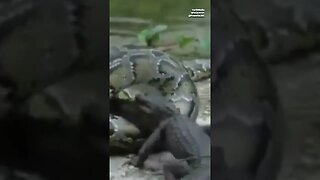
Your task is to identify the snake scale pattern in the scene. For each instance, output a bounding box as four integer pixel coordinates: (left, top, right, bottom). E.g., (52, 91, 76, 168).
(109, 46, 210, 148)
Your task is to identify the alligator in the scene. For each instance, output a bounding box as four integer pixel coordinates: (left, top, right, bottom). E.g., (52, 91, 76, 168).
(110, 94, 210, 180)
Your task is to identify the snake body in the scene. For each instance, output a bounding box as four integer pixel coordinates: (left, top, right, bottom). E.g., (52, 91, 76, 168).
(109, 46, 210, 150)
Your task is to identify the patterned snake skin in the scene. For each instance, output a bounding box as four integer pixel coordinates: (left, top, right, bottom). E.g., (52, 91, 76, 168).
(109, 46, 210, 149)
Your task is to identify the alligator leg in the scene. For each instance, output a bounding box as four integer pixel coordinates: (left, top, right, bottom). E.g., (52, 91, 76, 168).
(129, 120, 168, 167)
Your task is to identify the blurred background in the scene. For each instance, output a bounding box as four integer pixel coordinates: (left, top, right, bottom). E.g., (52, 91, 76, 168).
(0, 0, 107, 179)
(0, 0, 319, 180)
(224, 0, 320, 180)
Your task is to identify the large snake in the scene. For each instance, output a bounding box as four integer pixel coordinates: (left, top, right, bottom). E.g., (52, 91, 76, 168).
(109, 45, 210, 149)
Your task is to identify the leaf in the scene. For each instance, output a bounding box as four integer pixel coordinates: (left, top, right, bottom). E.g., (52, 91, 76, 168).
(137, 29, 152, 44)
(176, 35, 196, 48)
(138, 25, 168, 46)
(147, 33, 160, 47)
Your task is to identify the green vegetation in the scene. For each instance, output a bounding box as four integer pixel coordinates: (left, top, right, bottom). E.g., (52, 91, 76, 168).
(137, 25, 210, 55)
